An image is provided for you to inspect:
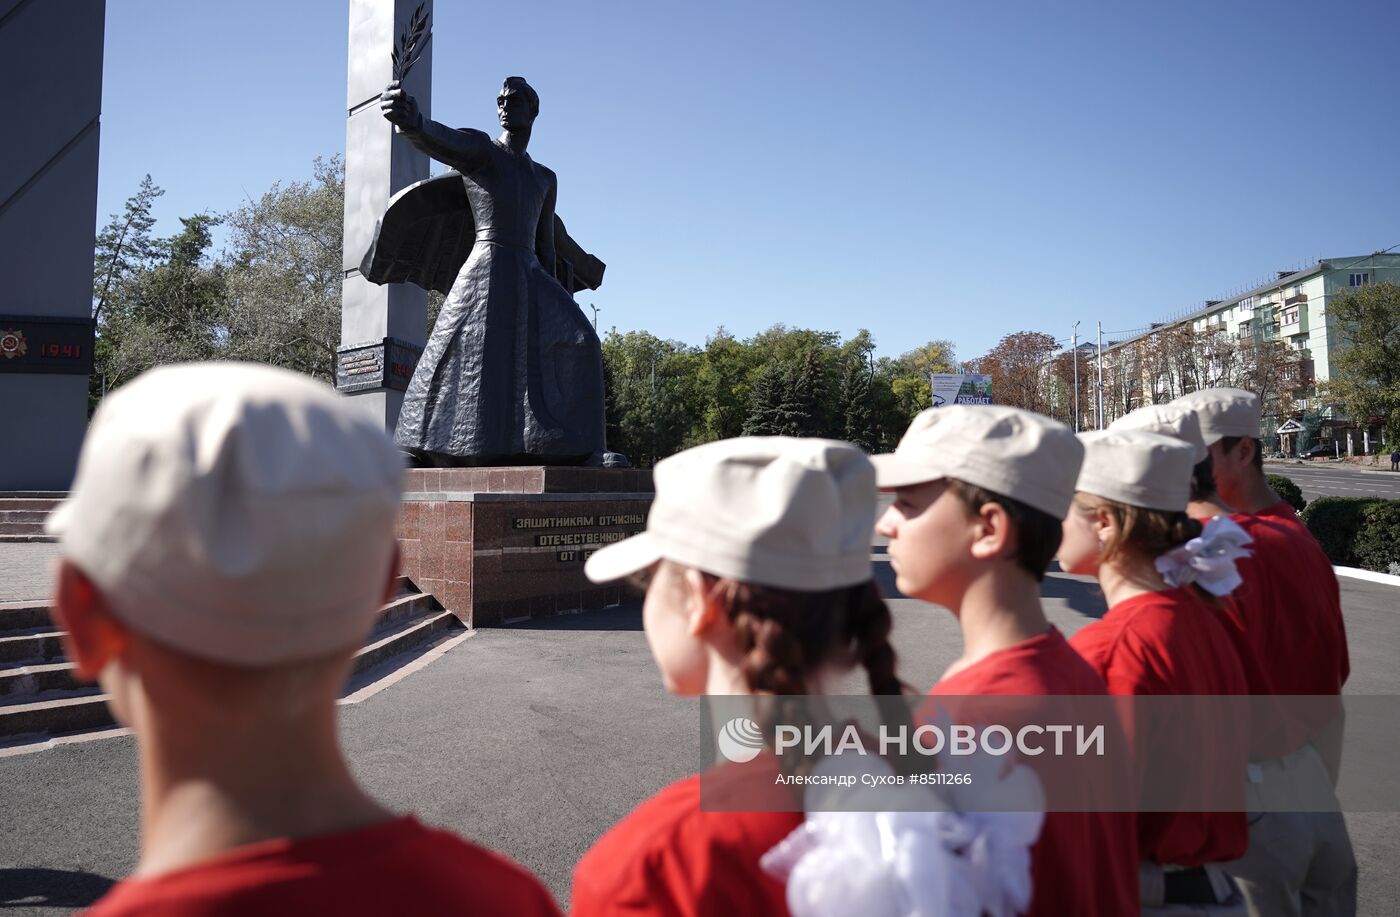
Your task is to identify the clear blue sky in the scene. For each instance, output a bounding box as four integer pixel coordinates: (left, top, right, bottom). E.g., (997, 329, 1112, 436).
(98, 0, 1400, 361)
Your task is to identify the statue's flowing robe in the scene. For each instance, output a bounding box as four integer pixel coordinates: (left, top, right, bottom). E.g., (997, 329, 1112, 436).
(360, 126, 607, 465)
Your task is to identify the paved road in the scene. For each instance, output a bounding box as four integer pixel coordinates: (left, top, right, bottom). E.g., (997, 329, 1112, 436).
(1267, 462, 1400, 502)
(1, 546, 1396, 914)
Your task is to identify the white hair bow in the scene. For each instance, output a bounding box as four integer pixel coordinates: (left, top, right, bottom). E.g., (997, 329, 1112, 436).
(761, 749, 1044, 917)
(1154, 514, 1253, 596)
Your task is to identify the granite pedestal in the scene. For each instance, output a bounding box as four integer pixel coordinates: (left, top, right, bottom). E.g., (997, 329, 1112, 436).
(395, 467, 653, 627)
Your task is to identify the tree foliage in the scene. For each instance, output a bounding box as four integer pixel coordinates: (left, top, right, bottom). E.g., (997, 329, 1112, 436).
(969, 331, 1058, 415)
(91, 159, 345, 407)
(1323, 280, 1400, 443)
(221, 156, 345, 381)
(93, 164, 961, 464)
(600, 324, 954, 464)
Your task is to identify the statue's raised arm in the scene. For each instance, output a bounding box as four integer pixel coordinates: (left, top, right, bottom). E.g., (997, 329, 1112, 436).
(380, 80, 492, 173)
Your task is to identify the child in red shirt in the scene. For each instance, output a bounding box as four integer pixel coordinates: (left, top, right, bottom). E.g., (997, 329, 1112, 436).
(571, 439, 905, 917)
(1059, 429, 1251, 910)
(1172, 388, 1356, 917)
(873, 405, 1139, 917)
(47, 365, 558, 917)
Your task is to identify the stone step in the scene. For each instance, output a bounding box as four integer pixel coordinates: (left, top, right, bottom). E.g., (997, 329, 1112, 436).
(0, 499, 62, 512)
(0, 534, 59, 544)
(0, 661, 79, 700)
(352, 609, 460, 677)
(0, 511, 48, 525)
(0, 590, 461, 743)
(0, 522, 48, 535)
(0, 492, 67, 500)
(0, 690, 115, 741)
(0, 601, 53, 635)
(0, 629, 65, 666)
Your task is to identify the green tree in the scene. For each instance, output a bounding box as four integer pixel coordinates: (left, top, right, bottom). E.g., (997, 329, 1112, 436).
(839, 355, 878, 451)
(601, 329, 700, 466)
(96, 211, 226, 395)
(694, 327, 759, 443)
(221, 156, 345, 381)
(91, 176, 165, 407)
(1323, 280, 1400, 445)
(742, 360, 796, 436)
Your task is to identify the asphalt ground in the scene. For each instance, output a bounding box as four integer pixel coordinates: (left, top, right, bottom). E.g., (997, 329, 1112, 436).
(2, 548, 1397, 914)
(1266, 461, 1400, 502)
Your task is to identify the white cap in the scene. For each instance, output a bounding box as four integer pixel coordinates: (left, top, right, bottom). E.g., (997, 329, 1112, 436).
(871, 406, 1083, 519)
(48, 363, 405, 666)
(583, 437, 874, 591)
(1107, 404, 1208, 463)
(1171, 388, 1261, 446)
(1075, 430, 1197, 512)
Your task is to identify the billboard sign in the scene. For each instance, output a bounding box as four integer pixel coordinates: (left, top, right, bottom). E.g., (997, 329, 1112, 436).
(931, 373, 993, 407)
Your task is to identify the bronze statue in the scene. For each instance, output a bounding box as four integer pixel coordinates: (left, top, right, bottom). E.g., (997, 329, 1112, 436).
(361, 76, 611, 466)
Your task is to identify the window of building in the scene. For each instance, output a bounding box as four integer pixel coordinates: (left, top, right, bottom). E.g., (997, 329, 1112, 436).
(1283, 307, 1300, 325)
(1350, 272, 1370, 287)
(1240, 296, 1255, 312)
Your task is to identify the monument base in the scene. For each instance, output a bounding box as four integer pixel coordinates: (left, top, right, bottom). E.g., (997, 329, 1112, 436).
(395, 466, 654, 627)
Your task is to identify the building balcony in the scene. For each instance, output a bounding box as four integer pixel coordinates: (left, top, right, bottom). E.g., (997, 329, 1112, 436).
(1284, 292, 1308, 306)
(1281, 311, 1308, 336)
(1280, 357, 1315, 391)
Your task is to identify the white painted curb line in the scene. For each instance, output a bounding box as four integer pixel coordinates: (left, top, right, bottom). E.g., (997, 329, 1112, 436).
(1334, 567, 1400, 588)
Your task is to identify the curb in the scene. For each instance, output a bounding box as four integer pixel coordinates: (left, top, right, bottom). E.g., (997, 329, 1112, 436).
(1333, 566, 1400, 588)
(1266, 460, 1400, 479)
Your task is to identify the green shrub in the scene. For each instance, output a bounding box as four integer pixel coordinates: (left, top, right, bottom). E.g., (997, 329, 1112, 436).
(1266, 474, 1307, 513)
(1354, 501, 1400, 574)
(1301, 497, 1383, 566)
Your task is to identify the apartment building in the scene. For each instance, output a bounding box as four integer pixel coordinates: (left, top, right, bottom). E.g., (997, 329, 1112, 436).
(1097, 253, 1400, 451)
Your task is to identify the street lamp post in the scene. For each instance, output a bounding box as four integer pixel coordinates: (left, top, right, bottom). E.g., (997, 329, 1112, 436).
(1071, 321, 1081, 431)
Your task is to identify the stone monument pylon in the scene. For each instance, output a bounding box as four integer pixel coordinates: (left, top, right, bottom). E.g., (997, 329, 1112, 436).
(336, 0, 433, 431)
(0, 0, 104, 490)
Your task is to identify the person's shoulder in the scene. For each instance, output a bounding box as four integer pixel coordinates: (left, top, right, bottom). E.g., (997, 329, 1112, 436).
(943, 629, 1107, 696)
(573, 771, 797, 909)
(411, 822, 557, 907)
(83, 818, 561, 917)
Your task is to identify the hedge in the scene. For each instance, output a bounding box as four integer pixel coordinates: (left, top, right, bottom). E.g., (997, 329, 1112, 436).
(1266, 474, 1307, 513)
(1353, 500, 1400, 574)
(1301, 496, 1395, 570)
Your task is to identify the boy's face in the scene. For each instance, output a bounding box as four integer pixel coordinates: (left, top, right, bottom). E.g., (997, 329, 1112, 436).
(875, 479, 977, 609)
(1208, 438, 1251, 506)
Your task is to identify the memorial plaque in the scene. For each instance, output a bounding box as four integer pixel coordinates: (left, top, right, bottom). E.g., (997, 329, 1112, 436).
(0, 315, 95, 375)
(393, 466, 653, 626)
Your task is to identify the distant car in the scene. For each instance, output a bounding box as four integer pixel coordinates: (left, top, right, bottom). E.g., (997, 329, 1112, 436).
(1302, 444, 1335, 458)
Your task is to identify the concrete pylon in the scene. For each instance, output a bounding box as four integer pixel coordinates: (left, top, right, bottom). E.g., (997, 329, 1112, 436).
(0, 0, 105, 490)
(336, 0, 433, 432)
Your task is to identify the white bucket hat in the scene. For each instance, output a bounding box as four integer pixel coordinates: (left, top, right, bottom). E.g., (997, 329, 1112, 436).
(48, 362, 405, 666)
(1171, 388, 1261, 446)
(583, 437, 875, 592)
(1108, 404, 1208, 463)
(1075, 430, 1197, 512)
(871, 406, 1083, 519)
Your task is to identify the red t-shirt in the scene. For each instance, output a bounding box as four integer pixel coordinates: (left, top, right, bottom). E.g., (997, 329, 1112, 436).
(1219, 508, 1349, 754)
(1070, 587, 1249, 867)
(571, 763, 802, 917)
(82, 816, 560, 916)
(1255, 498, 1300, 524)
(931, 627, 1139, 917)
